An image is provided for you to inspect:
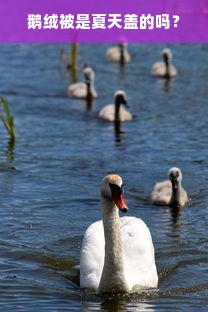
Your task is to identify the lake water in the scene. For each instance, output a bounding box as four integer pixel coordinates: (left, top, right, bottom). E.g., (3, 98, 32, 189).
(0, 44, 207, 311)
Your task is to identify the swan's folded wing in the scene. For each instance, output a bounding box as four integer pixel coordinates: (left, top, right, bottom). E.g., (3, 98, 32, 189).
(121, 217, 158, 290)
(119, 106, 133, 121)
(80, 220, 104, 290)
(67, 82, 86, 98)
(180, 187, 189, 206)
(151, 180, 171, 205)
(151, 61, 165, 76)
(99, 104, 115, 121)
(106, 47, 119, 61)
(151, 62, 177, 77)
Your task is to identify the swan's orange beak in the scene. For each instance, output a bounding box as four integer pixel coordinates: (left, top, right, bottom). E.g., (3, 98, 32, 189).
(109, 183, 128, 213)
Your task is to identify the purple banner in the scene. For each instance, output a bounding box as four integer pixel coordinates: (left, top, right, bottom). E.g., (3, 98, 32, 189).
(0, 0, 208, 42)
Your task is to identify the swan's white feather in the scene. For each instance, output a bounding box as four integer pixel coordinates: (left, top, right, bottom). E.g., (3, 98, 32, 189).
(67, 67, 97, 98)
(99, 104, 132, 122)
(151, 180, 172, 205)
(151, 62, 177, 77)
(151, 168, 188, 207)
(121, 217, 158, 290)
(80, 220, 105, 290)
(67, 82, 87, 98)
(80, 216, 157, 291)
(106, 46, 131, 63)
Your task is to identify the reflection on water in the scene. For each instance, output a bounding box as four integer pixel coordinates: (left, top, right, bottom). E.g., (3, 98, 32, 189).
(99, 293, 158, 312)
(86, 95, 94, 112)
(6, 138, 15, 162)
(169, 206, 184, 227)
(0, 43, 207, 311)
(114, 120, 124, 143)
(162, 78, 173, 93)
(80, 291, 158, 312)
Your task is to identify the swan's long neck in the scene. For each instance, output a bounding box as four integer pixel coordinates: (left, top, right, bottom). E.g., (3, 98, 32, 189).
(119, 45, 125, 66)
(115, 99, 121, 121)
(86, 79, 93, 96)
(98, 196, 128, 293)
(163, 53, 171, 78)
(164, 63, 171, 78)
(86, 81, 93, 109)
(85, 73, 95, 98)
(163, 54, 172, 79)
(170, 182, 182, 208)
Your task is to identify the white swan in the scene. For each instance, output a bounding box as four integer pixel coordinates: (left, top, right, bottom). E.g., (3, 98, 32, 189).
(151, 48, 178, 78)
(80, 174, 158, 293)
(67, 66, 97, 98)
(99, 90, 132, 122)
(106, 43, 131, 64)
(151, 167, 188, 208)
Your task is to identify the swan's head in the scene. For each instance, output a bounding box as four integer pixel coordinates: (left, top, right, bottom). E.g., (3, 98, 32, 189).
(168, 167, 182, 189)
(83, 67, 95, 84)
(114, 90, 128, 107)
(162, 48, 172, 65)
(101, 174, 128, 213)
(118, 42, 127, 50)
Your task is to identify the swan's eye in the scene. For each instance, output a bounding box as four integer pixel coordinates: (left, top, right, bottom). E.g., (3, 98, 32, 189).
(109, 183, 123, 194)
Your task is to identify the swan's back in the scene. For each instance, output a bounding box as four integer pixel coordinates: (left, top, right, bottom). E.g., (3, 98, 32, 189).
(67, 66, 97, 98)
(99, 104, 132, 122)
(80, 220, 104, 290)
(67, 82, 87, 98)
(151, 62, 177, 77)
(121, 217, 158, 290)
(151, 180, 172, 205)
(106, 47, 131, 63)
(80, 217, 158, 291)
(151, 167, 188, 207)
(178, 188, 188, 206)
(151, 48, 178, 78)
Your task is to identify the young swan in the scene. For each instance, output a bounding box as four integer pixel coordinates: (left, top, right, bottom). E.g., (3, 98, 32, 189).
(106, 43, 131, 64)
(99, 90, 132, 122)
(151, 167, 188, 208)
(80, 174, 158, 293)
(151, 48, 178, 78)
(67, 67, 97, 98)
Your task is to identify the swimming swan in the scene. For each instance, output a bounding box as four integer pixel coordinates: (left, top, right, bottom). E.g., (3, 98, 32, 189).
(99, 90, 132, 122)
(151, 48, 178, 78)
(106, 43, 131, 64)
(80, 174, 158, 293)
(151, 167, 188, 208)
(67, 67, 97, 98)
